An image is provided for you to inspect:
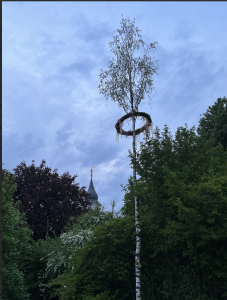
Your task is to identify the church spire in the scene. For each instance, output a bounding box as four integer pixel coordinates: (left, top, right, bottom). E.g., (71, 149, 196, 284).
(86, 166, 99, 206)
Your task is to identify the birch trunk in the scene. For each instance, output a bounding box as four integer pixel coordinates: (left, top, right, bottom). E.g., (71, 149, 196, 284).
(132, 113, 142, 300)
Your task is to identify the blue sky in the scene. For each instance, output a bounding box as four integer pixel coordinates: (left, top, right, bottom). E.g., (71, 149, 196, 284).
(3, 2, 227, 214)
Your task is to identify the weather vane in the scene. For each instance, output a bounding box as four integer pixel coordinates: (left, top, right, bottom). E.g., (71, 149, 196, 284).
(90, 166, 95, 177)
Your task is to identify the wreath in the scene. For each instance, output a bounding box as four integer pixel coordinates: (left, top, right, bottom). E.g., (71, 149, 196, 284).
(115, 111, 152, 137)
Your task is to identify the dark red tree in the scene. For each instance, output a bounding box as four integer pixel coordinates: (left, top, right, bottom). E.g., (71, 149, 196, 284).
(2, 160, 92, 241)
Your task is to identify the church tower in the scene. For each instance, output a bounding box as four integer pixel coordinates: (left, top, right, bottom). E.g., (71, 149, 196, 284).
(86, 166, 101, 209)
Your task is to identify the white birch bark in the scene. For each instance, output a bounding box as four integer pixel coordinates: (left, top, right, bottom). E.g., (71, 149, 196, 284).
(132, 111, 142, 300)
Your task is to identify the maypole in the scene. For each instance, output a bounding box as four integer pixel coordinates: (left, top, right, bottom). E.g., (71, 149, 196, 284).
(115, 109, 152, 300)
(98, 15, 159, 300)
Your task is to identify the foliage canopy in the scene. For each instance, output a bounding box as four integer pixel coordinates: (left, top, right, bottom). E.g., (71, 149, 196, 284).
(98, 15, 159, 114)
(197, 96, 227, 150)
(2, 170, 33, 300)
(2, 159, 93, 241)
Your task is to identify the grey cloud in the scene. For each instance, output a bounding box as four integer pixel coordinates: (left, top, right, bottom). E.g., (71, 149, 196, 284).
(3, 132, 45, 165)
(174, 19, 195, 41)
(146, 41, 227, 134)
(34, 31, 67, 67)
(74, 139, 120, 166)
(54, 111, 120, 166)
(70, 13, 113, 65)
(71, 13, 112, 43)
(55, 120, 74, 144)
(156, 42, 226, 98)
(19, 133, 45, 155)
(60, 60, 96, 78)
(39, 31, 65, 49)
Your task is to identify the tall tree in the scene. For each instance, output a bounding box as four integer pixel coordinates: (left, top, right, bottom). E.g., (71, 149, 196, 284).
(45, 124, 227, 300)
(2, 170, 33, 300)
(2, 159, 92, 241)
(121, 124, 227, 299)
(98, 15, 159, 300)
(197, 96, 227, 151)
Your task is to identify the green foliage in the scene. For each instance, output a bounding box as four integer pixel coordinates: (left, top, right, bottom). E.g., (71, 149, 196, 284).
(2, 170, 33, 300)
(98, 15, 159, 114)
(197, 96, 227, 150)
(42, 200, 119, 281)
(44, 216, 136, 300)
(21, 234, 64, 300)
(21, 199, 122, 300)
(120, 124, 227, 299)
(38, 121, 227, 300)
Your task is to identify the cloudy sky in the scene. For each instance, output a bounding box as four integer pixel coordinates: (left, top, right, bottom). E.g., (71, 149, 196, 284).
(3, 2, 227, 214)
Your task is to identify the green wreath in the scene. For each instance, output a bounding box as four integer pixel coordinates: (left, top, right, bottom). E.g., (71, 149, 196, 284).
(115, 111, 152, 137)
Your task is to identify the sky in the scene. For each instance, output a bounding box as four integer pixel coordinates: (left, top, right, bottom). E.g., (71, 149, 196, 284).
(2, 2, 227, 214)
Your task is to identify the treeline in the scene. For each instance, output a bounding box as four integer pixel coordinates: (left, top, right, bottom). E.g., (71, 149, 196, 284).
(2, 96, 227, 300)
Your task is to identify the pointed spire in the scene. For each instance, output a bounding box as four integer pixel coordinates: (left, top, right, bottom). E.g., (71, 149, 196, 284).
(86, 166, 98, 205)
(85, 166, 102, 209)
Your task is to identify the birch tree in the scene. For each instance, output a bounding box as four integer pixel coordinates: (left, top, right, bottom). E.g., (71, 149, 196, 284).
(98, 15, 159, 300)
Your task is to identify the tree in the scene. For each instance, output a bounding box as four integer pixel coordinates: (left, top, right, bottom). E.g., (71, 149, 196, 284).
(20, 234, 63, 300)
(42, 199, 121, 282)
(39, 123, 226, 300)
(197, 96, 227, 151)
(2, 170, 33, 300)
(98, 15, 159, 300)
(121, 124, 227, 299)
(30, 200, 124, 300)
(2, 159, 93, 241)
(44, 215, 136, 300)
(13, 197, 122, 300)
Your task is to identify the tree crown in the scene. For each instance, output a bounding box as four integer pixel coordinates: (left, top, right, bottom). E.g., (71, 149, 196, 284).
(98, 15, 159, 114)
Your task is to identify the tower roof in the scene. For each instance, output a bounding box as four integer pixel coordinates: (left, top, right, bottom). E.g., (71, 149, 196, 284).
(86, 176, 98, 202)
(85, 166, 101, 208)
